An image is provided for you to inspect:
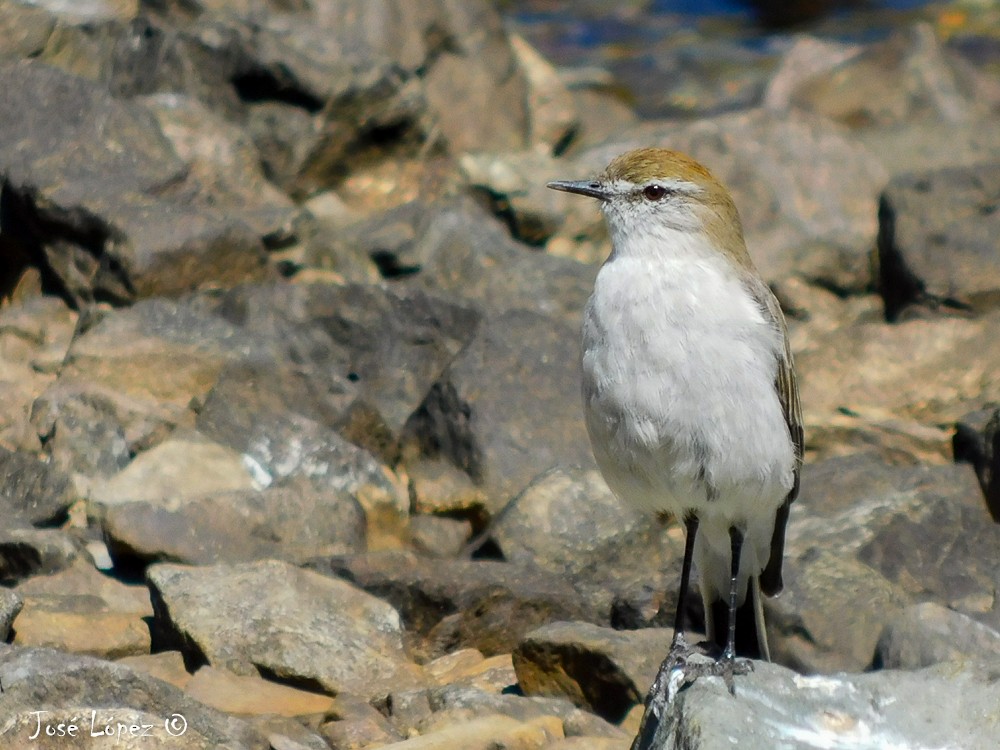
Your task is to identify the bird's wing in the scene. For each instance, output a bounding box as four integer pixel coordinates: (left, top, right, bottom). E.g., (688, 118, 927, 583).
(746, 278, 803, 597)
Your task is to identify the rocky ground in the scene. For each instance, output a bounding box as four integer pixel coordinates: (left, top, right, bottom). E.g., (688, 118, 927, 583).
(1, 1, 999, 748)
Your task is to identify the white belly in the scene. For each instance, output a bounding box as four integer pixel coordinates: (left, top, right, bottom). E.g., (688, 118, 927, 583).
(581, 253, 795, 573)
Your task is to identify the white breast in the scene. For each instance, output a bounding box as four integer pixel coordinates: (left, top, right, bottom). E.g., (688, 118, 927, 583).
(580, 249, 795, 532)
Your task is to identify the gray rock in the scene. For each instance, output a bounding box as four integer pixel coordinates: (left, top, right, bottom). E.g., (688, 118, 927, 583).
(0, 588, 23, 640)
(0, 524, 80, 586)
(205, 281, 480, 440)
(309, 551, 594, 659)
(147, 559, 424, 701)
(102, 481, 366, 567)
(427, 684, 626, 740)
(877, 162, 1000, 320)
(857, 464, 1000, 632)
(489, 467, 671, 579)
(952, 405, 1000, 521)
(0, 448, 74, 525)
(789, 23, 1000, 129)
(876, 601, 1000, 670)
(0, 645, 267, 748)
(30, 389, 131, 479)
(513, 621, 674, 723)
(641, 655, 1000, 750)
(402, 307, 595, 514)
(401, 197, 597, 326)
(0, 59, 271, 305)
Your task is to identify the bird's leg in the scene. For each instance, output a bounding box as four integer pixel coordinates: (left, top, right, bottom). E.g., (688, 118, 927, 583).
(717, 525, 753, 693)
(667, 513, 699, 656)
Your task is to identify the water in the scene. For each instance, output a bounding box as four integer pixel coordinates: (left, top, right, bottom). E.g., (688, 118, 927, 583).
(504, 1, 970, 118)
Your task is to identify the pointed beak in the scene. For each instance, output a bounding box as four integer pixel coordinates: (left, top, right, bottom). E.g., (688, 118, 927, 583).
(546, 179, 610, 201)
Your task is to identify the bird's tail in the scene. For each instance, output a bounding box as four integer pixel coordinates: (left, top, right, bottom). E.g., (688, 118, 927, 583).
(705, 575, 770, 661)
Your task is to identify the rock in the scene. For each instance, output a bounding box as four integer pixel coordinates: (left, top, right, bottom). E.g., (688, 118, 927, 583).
(46, 298, 272, 454)
(0, 296, 76, 452)
(427, 684, 626, 740)
(406, 457, 488, 520)
(0, 59, 270, 306)
(196, 387, 408, 549)
(400, 197, 596, 325)
(147, 559, 424, 701)
(857, 464, 1000, 631)
(766, 550, 910, 673)
(509, 32, 578, 155)
(409, 515, 473, 559)
(310, 551, 594, 659)
(788, 23, 1000, 129)
(246, 715, 332, 750)
(387, 714, 561, 750)
(183, 665, 335, 717)
(89, 431, 258, 510)
(953, 406, 1000, 521)
(641, 655, 1000, 750)
(0, 525, 80, 586)
(10, 555, 153, 659)
(513, 621, 674, 723)
(0, 646, 267, 748)
(31, 387, 132, 480)
(102, 481, 366, 568)
(877, 162, 1000, 320)
(204, 281, 480, 441)
(488, 466, 671, 580)
(771, 456, 997, 671)
(116, 651, 192, 691)
(426, 651, 518, 694)
(0, 447, 75, 525)
(0, 588, 23, 641)
(402, 308, 595, 515)
(763, 36, 863, 112)
(876, 602, 1000, 670)
(11, 597, 150, 659)
(796, 310, 1000, 465)
(140, 93, 297, 245)
(318, 693, 403, 749)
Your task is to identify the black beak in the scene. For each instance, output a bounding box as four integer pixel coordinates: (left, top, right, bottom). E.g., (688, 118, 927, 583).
(546, 179, 610, 201)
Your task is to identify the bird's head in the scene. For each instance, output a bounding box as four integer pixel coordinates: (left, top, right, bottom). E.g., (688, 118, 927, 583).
(547, 148, 751, 267)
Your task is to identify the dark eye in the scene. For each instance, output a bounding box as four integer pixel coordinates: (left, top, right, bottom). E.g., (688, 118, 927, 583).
(642, 184, 667, 201)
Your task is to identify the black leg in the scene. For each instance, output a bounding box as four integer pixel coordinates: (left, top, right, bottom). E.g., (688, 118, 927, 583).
(722, 526, 744, 662)
(670, 514, 699, 650)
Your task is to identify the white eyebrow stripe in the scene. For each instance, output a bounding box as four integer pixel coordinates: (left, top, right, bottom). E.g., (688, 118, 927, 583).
(607, 178, 703, 196)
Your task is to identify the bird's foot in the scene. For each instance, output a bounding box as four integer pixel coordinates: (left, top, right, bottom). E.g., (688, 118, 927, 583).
(651, 638, 752, 699)
(679, 652, 753, 696)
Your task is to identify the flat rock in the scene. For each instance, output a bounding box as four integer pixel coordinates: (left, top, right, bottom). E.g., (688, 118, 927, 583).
(184, 666, 335, 718)
(102, 481, 366, 568)
(645, 655, 1000, 750)
(11, 598, 150, 659)
(876, 602, 1000, 670)
(513, 621, 674, 723)
(385, 714, 561, 750)
(0, 645, 267, 748)
(147, 559, 424, 701)
(877, 162, 1000, 320)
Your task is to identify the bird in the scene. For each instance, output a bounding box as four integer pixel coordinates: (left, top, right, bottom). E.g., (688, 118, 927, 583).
(547, 148, 803, 688)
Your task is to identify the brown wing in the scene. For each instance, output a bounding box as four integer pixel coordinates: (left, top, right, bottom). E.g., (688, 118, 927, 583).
(746, 278, 803, 597)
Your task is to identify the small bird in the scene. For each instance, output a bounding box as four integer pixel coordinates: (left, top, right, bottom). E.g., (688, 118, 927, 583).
(548, 148, 803, 686)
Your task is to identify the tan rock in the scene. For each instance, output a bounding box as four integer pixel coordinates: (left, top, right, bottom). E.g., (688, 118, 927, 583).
(390, 715, 562, 750)
(13, 603, 150, 659)
(116, 651, 192, 690)
(184, 666, 335, 717)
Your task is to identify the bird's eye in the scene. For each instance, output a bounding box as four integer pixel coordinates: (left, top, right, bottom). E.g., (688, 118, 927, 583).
(642, 184, 668, 201)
